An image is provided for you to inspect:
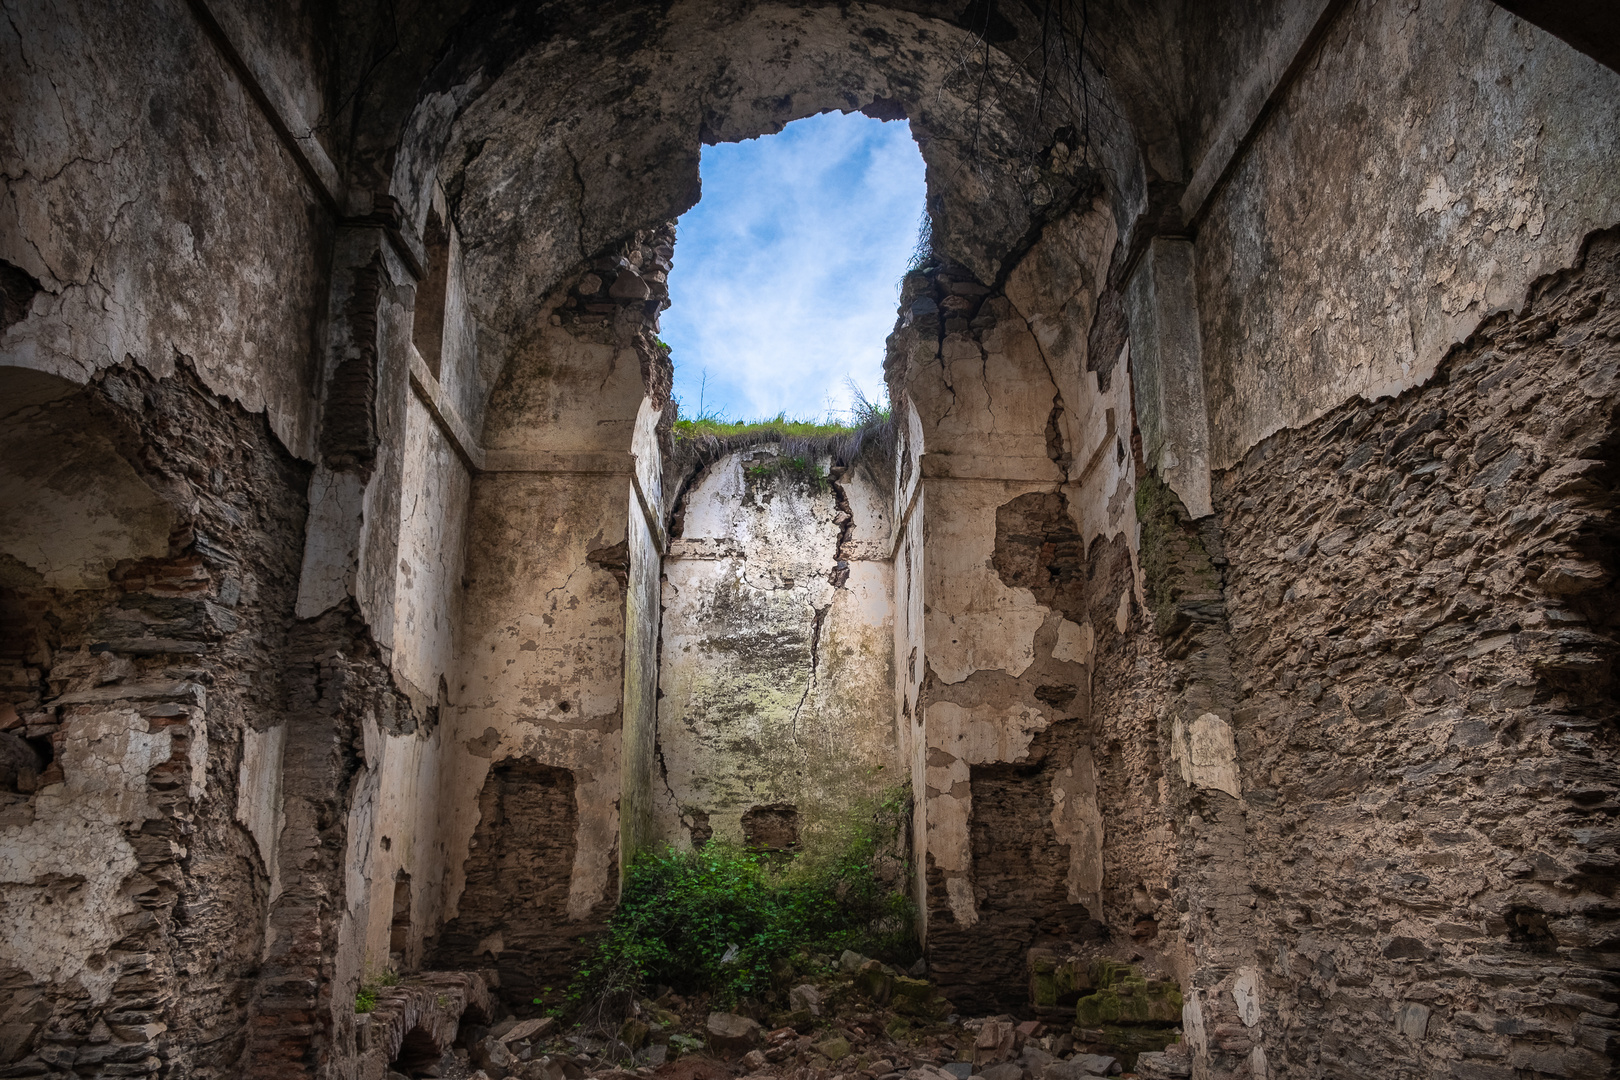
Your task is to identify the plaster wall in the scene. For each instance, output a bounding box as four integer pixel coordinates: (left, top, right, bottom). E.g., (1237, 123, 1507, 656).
(436, 470, 628, 995)
(353, 720, 450, 978)
(391, 394, 471, 703)
(885, 202, 1131, 1007)
(432, 270, 669, 995)
(0, 367, 315, 1080)
(1197, 0, 1620, 469)
(0, 0, 331, 458)
(621, 399, 667, 867)
(655, 448, 896, 852)
(891, 403, 928, 924)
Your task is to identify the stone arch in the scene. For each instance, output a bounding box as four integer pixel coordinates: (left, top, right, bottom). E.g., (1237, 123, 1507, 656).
(383, 2, 1145, 421)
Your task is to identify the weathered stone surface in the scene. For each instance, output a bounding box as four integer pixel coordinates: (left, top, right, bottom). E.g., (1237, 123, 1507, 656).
(788, 983, 823, 1016)
(654, 445, 895, 854)
(706, 1012, 762, 1053)
(1196, 0, 1620, 468)
(3, 4, 1615, 1080)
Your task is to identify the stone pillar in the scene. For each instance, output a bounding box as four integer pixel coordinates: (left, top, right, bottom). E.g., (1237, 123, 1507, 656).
(1127, 237, 1214, 520)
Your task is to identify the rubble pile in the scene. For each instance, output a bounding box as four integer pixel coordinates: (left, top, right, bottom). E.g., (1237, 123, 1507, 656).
(377, 952, 1189, 1080)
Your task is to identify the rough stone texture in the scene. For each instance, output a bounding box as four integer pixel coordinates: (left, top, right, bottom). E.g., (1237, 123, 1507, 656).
(426, 761, 594, 1013)
(0, 0, 331, 456)
(354, 970, 494, 1080)
(0, 364, 310, 1079)
(883, 201, 1143, 1016)
(1, 0, 1616, 1077)
(1200, 229, 1620, 1079)
(654, 446, 896, 852)
(433, 233, 674, 1012)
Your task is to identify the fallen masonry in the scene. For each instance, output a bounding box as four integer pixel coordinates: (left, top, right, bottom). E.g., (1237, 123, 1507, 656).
(364, 951, 1197, 1080)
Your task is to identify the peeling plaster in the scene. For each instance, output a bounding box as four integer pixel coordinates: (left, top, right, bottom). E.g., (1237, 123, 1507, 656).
(1172, 711, 1241, 799)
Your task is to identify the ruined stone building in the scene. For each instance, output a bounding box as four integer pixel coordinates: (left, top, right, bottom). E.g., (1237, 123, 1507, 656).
(1, 1, 1617, 1077)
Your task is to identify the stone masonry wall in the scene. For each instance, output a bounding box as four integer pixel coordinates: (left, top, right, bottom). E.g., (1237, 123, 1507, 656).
(0, 363, 312, 1079)
(1195, 0, 1620, 469)
(426, 760, 584, 1014)
(1200, 229, 1620, 1079)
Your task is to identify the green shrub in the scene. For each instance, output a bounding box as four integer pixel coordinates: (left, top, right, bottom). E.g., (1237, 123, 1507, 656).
(568, 788, 915, 1009)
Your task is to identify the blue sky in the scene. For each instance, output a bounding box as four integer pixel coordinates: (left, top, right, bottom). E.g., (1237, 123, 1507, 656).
(661, 111, 927, 423)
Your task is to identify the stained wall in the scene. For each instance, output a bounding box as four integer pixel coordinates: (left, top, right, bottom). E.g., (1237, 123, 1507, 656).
(654, 447, 896, 853)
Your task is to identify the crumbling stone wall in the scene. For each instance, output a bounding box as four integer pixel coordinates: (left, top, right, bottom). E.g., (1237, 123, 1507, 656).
(1195, 0, 1620, 468)
(0, 364, 313, 1079)
(1191, 230, 1620, 1079)
(427, 760, 587, 1013)
(1, 0, 333, 456)
(654, 445, 896, 853)
(435, 229, 674, 1003)
(883, 195, 1141, 1012)
(3, 1, 1618, 1077)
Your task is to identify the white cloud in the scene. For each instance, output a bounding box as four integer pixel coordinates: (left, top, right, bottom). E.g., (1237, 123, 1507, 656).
(660, 111, 927, 422)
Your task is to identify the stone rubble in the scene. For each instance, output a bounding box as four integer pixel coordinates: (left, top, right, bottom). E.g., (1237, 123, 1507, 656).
(369, 949, 1190, 1080)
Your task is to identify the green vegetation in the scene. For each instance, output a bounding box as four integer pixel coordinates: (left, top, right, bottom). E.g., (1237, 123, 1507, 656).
(674, 413, 872, 440)
(671, 377, 891, 441)
(353, 968, 401, 1014)
(744, 453, 832, 493)
(566, 788, 915, 1011)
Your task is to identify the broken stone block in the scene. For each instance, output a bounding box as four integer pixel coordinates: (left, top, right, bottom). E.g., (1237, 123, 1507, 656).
(1073, 962, 1182, 1026)
(890, 976, 935, 1017)
(840, 949, 870, 971)
(1131, 1052, 1191, 1080)
(1395, 1001, 1431, 1039)
(789, 983, 823, 1015)
(1028, 950, 1092, 1008)
(855, 959, 895, 1004)
(706, 1012, 762, 1053)
(473, 1035, 515, 1078)
(942, 1064, 973, 1080)
(740, 1049, 768, 1071)
(516, 1059, 565, 1080)
(974, 1018, 1017, 1064)
(608, 269, 650, 300)
(1019, 1046, 1053, 1075)
(814, 1034, 851, 1061)
(979, 1062, 1023, 1080)
(1040, 1061, 1101, 1080)
(502, 1017, 557, 1045)
(618, 1017, 649, 1050)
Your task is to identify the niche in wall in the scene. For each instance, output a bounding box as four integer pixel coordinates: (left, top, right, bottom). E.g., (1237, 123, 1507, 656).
(428, 759, 591, 1011)
(412, 204, 452, 379)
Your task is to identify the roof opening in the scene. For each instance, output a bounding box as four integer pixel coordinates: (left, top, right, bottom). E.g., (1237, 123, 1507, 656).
(660, 110, 927, 433)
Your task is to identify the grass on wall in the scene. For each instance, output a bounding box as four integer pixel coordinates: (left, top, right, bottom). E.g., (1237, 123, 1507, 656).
(674, 413, 875, 440)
